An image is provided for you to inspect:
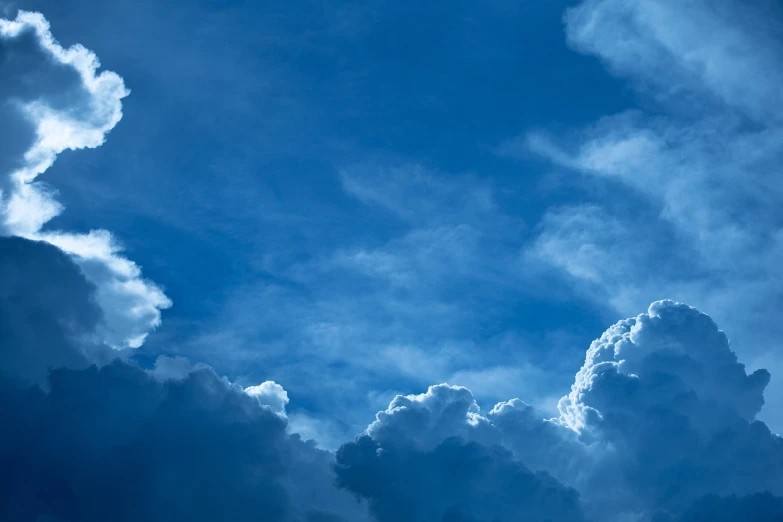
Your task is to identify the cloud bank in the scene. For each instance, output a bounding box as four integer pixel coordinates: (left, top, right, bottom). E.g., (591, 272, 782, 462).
(0, 10, 169, 351)
(2, 232, 782, 521)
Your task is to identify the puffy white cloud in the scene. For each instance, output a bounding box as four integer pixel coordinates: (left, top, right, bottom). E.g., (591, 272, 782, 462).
(245, 380, 290, 416)
(337, 383, 585, 522)
(555, 301, 783, 519)
(0, 11, 170, 349)
(560, 300, 770, 432)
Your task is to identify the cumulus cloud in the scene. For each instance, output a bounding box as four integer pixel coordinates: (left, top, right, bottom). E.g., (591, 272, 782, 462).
(2, 244, 781, 522)
(245, 380, 290, 416)
(335, 301, 783, 522)
(0, 359, 369, 522)
(556, 301, 783, 519)
(336, 384, 585, 522)
(0, 238, 366, 521)
(0, 11, 170, 349)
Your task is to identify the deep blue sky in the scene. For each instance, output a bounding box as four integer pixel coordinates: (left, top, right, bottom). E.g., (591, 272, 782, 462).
(8, 0, 783, 444)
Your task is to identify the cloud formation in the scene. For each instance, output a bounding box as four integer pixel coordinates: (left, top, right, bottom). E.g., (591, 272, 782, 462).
(336, 384, 585, 522)
(333, 301, 783, 522)
(2, 235, 780, 521)
(0, 360, 369, 522)
(0, 11, 169, 349)
(558, 301, 783, 519)
(520, 0, 783, 432)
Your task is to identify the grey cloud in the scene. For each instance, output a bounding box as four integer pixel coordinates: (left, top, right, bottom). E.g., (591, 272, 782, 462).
(335, 435, 585, 522)
(0, 360, 369, 522)
(0, 236, 101, 383)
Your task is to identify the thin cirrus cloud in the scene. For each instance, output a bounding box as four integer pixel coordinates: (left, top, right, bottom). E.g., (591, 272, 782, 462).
(0, 11, 170, 349)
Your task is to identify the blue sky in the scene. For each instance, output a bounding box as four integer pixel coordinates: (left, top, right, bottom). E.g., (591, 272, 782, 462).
(2, 1, 783, 521)
(7, 0, 643, 441)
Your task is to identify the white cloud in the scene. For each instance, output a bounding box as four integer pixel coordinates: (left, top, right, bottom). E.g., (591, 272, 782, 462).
(0, 11, 170, 349)
(245, 380, 290, 416)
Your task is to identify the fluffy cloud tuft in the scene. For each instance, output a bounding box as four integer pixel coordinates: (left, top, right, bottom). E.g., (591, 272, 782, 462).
(245, 380, 290, 416)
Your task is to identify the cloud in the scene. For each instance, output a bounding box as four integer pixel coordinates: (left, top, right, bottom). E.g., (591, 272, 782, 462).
(519, 0, 783, 432)
(556, 301, 783, 519)
(336, 384, 585, 522)
(338, 302, 783, 521)
(0, 11, 170, 349)
(674, 493, 783, 522)
(245, 380, 290, 416)
(2, 245, 781, 522)
(0, 236, 101, 384)
(564, 0, 783, 122)
(0, 238, 366, 521)
(0, 359, 369, 522)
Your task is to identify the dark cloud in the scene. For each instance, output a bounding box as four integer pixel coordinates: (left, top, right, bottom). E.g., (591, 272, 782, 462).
(0, 236, 101, 383)
(335, 435, 585, 522)
(2, 236, 781, 522)
(335, 384, 585, 522)
(651, 493, 783, 522)
(0, 360, 367, 522)
(0, 239, 364, 520)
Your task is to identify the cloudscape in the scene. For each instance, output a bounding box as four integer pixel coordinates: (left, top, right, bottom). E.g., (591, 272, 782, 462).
(1, 1, 782, 521)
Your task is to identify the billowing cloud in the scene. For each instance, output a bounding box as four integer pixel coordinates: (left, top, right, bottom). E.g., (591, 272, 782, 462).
(3, 5, 783, 522)
(2, 245, 781, 522)
(0, 238, 367, 521)
(0, 11, 170, 349)
(554, 301, 783, 519)
(336, 384, 585, 522)
(0, 359, 369, 522)
(334, 301, 783, 522)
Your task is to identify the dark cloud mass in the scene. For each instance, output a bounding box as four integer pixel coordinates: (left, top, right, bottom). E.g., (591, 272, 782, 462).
(0, 361, 368, 522)
(2, 239, 783, 522)
(0, 236, 100, 383)
(335, 435, 585, 522)
(0, 236, 366, 522)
